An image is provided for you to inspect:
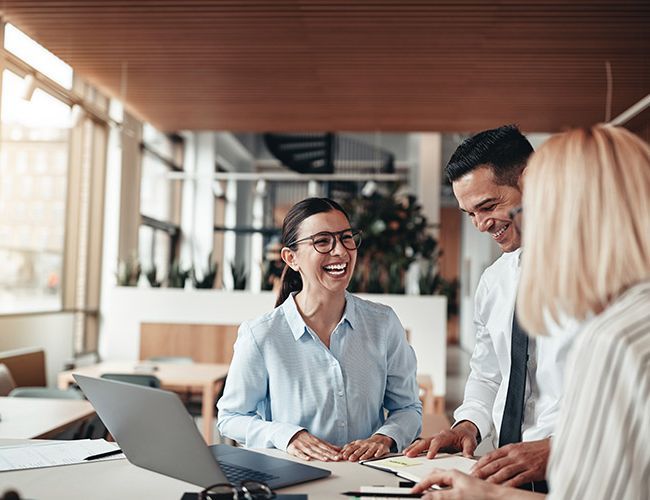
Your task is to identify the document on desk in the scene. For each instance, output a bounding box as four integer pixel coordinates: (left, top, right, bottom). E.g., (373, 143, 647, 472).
(360, 453, 476, 483)
(0, 439, 125, 472)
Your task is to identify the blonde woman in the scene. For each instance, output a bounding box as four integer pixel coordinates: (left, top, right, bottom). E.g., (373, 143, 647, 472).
(413, 125, 650, 499)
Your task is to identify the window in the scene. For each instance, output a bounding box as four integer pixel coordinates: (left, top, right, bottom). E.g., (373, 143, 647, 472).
(0, 70, 71, 313)
(3, 23, 73, 89)
(138, 126, 182, 285)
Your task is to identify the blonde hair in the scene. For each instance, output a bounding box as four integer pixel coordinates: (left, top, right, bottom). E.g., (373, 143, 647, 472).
(518, 125, 650, 334)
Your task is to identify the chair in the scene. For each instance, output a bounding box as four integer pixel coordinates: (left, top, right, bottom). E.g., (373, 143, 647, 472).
(148, 356, 225, 430)
(147, 356, 193, 364)
(100, 373, 161, 388)
(0, 348, 46, 387)
(8, 387, 84, 399)
(0, 363, 16, 396)
(94, 374, 161, 440)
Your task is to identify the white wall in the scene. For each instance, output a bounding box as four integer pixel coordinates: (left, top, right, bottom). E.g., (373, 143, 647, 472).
(99, 288, 447, 396)
(0, 313, 75, 386)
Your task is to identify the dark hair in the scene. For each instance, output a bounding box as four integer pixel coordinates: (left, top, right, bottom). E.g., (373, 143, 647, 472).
(275, 197, 350, 307)
(445, 124, 534, 187)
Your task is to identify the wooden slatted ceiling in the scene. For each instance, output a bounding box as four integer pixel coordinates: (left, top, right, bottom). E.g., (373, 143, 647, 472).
(0, 1, 647, 133)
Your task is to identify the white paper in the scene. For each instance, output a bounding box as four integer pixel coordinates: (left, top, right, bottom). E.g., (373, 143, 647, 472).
(362, 453, 476, 483)
(360, 485, 421, 494)
(0, 439, 124, 471)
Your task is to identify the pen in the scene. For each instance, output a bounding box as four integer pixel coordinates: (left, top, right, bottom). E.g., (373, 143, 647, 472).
(84, 448, 124, 461)
(342, 492, 422, 498)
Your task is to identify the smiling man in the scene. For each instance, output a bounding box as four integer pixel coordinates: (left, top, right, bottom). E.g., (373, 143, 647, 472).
(405, 125, 574, 493)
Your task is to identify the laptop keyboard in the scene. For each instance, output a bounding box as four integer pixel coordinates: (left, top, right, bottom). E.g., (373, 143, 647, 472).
(216, 459, 278, 484)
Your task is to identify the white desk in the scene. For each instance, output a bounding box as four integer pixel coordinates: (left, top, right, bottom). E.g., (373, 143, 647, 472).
(58, 361, 229, 444)
(0, 440, 403, 499)
(0, 398, 95, 439)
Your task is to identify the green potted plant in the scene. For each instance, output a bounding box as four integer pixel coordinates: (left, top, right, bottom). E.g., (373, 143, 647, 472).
(145, 265, 162, 288)
(344, 186, 439, 294)
(168, 259, 190, 288)
(192, 252, 218, 289)
(116, 253, 141, 286)
(230, 262, 248, 290)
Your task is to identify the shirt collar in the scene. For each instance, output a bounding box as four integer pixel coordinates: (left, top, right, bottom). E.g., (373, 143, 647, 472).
(281, 291, 356, 341)
(504, 247, 523, 268)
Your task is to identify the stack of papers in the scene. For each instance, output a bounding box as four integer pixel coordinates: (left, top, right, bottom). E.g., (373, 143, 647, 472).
(361, 453, 476, 483)
(0, 439, 125, 472)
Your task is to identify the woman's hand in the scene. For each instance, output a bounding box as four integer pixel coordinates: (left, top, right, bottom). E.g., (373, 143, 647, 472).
(286, 430, 342, 461)
(340, 434, 393, 462)
(412, 469, 527, 500)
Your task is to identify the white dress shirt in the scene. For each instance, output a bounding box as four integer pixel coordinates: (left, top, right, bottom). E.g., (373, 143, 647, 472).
(454, 248, 576, 449)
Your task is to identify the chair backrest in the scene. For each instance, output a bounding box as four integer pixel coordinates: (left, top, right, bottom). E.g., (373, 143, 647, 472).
(147, 356, 193, 364)
(0, 363, 17, 396)
(0, 348, 46, 387)
(101, 373, 161, 388)
(9, 387, 84, 399)
(140, 323, 238, 363)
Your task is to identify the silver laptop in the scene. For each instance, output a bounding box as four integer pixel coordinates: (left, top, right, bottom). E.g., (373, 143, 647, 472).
(74, 374, 331, 489)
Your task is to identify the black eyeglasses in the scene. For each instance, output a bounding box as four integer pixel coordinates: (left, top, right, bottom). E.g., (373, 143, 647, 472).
(509, 206, 523, 234)
(199, 480, 275, 500)
(286, 229, 362, 254)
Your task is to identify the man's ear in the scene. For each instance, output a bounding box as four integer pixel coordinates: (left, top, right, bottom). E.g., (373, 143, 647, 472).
(517, 166, 528, 191)
(280, 247, 299, 271)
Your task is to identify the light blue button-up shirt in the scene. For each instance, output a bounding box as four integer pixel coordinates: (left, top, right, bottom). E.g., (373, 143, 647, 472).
(217, 291, 422, 451)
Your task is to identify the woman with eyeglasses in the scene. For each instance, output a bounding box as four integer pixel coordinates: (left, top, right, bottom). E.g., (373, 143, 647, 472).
(217, 197, 422, 462)
(413, 125, 650, 499)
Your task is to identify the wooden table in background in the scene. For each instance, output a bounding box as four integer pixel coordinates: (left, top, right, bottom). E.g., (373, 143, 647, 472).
(417, 374, 438, 414)
(58, 361, 229, 444)
(0, 397, 95, 439)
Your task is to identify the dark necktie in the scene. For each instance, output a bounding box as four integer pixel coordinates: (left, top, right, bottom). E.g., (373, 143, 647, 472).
(499, 311, 529, 447)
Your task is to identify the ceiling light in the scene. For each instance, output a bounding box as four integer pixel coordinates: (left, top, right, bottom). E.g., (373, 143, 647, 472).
(361, 180, 377, 197)
(212, 180, 225, 199)
(308, 180, 320, 197)
(70, 104, 85, 128)
(21, 74, 37, 101)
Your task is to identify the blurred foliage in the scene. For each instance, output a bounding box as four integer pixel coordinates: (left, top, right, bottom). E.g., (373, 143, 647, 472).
(230, 262, 248, 290)
(145, 265, 162, 288)
(344, 185, 459, 314)
(192, 252, 218, 289)
(168, 259, 190, 288)
(117, 253, 141, 286)
(261, 241, 284, 291)
(344, 186, 436, 292)
(418, 261, 460, 316)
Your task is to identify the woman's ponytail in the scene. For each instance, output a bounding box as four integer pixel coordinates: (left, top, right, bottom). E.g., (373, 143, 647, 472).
(275, 265, 303, 307)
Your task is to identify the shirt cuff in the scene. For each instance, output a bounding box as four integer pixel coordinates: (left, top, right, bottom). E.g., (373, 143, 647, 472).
(452, 409, 491, 444)
(373, 423, 414, 452)
(272, 423, 306, 451)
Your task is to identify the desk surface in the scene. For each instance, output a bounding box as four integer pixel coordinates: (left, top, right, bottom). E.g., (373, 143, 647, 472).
(0, 399, 95, 439)
(0, 440, 403, 499)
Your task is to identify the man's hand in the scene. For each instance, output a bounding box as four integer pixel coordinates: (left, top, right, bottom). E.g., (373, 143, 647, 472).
(286, 430, 342, 461)
(340, 434, 393, 462)
(404, 421, 479, 459)
(471, 438, 550, 487)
